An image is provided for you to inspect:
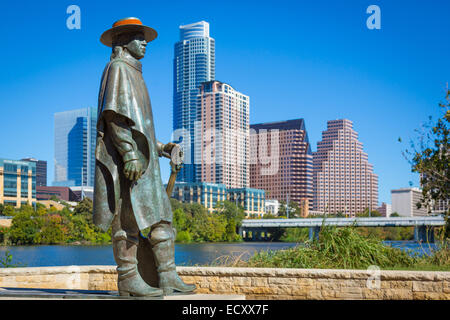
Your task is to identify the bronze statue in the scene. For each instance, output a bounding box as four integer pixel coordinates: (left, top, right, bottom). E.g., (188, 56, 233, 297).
(93, 17, 196, 297)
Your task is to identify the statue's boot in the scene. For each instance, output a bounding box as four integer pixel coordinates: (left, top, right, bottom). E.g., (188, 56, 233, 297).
(113, 230, 163, 297)
(150, 224, 196, 296)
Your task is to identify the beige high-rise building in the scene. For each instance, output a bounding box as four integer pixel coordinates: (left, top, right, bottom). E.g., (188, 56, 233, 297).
(391, 188, 430, 217)
(313, 119, 378, 216)
(0, 158, 36, 208)
(196, 80, 249, 189)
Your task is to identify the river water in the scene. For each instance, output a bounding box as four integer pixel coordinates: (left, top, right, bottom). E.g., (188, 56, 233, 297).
(0, 241, 438, 268)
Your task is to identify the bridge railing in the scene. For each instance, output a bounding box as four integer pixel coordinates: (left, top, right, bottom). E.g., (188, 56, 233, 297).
(241, 216, 445, 228)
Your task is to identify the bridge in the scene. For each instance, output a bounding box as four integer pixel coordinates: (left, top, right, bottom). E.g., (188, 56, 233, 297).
(239, 216, 446, 243)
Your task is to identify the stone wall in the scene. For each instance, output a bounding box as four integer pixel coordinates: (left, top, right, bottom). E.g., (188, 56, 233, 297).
(0, 266, 448, 300)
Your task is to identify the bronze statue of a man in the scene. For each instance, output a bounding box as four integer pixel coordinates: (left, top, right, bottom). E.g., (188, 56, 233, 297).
(93, 17, 196, 297)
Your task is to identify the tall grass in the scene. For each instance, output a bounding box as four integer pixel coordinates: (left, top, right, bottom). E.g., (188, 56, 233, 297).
(246, 226, 416, 269)
(209, 226, 449, 271)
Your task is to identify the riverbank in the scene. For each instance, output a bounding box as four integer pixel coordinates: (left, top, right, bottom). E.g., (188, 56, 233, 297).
(1, 240, 446, 269)
(0, 265, 448, 300)
(2, 220, 448, 271)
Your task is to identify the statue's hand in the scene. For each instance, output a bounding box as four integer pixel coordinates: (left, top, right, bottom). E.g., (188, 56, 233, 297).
(163, 142, 177, 155)
(124, 159, 144, 181)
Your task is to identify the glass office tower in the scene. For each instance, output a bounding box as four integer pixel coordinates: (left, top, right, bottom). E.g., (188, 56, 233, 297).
(54, 107, 97, 187)
(173, 21, 215, 182)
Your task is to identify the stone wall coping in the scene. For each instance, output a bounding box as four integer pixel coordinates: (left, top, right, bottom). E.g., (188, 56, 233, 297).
(0, 265, 116, 276)
(1, 265, 449, 281)
(177, 267, 450, 281)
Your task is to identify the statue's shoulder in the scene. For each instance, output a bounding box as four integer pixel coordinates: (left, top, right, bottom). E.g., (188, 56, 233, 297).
(103, 59, 130, 81)
(108, 58, 128, 69)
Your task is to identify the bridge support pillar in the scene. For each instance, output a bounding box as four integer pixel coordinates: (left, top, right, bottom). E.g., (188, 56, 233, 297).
(262, 229, 268, 241)
(309, 226, 320, 241)
(414, 226, 435, 243)
(238, 227, 244, 240)
(253, 229, 260, 241)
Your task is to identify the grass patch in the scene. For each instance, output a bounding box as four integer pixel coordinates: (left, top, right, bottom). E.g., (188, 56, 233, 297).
(209, 226, 450, 271)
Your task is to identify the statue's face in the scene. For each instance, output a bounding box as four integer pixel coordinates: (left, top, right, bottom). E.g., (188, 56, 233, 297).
(125, 34, 147, 59)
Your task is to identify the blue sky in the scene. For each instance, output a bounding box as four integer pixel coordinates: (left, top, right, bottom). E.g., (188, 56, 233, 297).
(0, 0, 448, 204)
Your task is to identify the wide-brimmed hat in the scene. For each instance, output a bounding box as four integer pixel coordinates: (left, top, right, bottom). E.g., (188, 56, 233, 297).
(100, 17, 158, 47)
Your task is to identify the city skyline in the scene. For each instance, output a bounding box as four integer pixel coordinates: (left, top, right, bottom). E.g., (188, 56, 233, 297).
(0, 1, 449, 204)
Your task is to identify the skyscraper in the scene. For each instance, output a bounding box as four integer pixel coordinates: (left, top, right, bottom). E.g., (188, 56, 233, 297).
(197, 80, 250, 188)
(54, 107, 97, 187)
(313, 119, 378, 216)
(250, 119, 313, 211)
(173, 21, 215, 183)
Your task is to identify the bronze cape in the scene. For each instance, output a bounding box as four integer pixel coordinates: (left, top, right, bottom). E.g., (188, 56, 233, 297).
(93, 55, 172, 232)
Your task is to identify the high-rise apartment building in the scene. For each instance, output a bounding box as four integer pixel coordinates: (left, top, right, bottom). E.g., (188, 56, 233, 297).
(21, 158, 47, 187)
(313, 119, 378, 216)
(250, 119, 313, 210)
(0, 158, 36, 208)
(197, 80, 250, 189)
(173, 21, 215, 183)
(54, 107, 97, 187)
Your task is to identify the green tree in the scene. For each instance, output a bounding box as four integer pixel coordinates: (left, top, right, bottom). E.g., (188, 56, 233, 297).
(73, 197, 94, 221)
(8, 210, 41, 245)
(173, 208, 189, 233)
(356, 208, 381, 217)
(401, 88, 450, 239)
(278, 200, 301, 218)
(215, 201, 245, 223)
(35, 214, 67, 244)
(0, 226, 8, 244)
(2, 205, 15, 216)
(214, 201, 245, 241)
(176, 230, 192, 242)
(262, 213, 278, 219)
(170, 198, 183, 212)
